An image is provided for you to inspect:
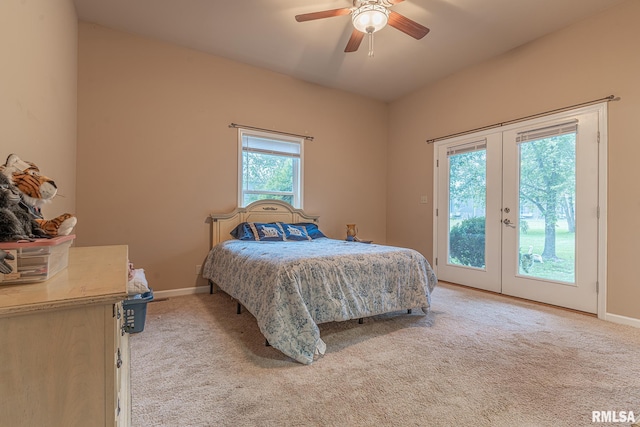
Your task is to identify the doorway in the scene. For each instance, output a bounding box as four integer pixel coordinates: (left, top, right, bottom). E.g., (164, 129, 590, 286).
(434, 104, 606, 314)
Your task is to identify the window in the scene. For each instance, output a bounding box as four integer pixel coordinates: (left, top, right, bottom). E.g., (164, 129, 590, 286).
(238, 128, 303, 208)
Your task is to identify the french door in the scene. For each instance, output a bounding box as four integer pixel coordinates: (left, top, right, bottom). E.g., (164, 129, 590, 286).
(434, 105, 605, 314)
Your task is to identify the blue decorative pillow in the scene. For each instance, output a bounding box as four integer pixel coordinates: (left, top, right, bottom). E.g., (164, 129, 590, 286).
(279, 223, 312, 241)
(293, 222, 326, 239)
(247, 222, 285, 241)
(230, 222, 254, 240)
(231, 221, 324, 241)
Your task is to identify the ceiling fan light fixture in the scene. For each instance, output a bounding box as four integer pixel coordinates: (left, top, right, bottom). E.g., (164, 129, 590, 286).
(352, 4, 389, 34)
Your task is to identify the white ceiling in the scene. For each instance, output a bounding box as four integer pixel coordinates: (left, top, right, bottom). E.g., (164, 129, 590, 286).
(72, 0, 625, 102)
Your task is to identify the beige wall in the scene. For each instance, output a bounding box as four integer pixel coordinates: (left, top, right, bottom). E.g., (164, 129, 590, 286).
(76, 23, 388, 291)
(0, 0, 77, 219)
(388, 0, 640, 320)
(5, 0, 635, 321)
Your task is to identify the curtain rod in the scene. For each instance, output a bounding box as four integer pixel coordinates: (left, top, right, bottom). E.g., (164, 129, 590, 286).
(425, 95, 619, 144)
(229, 123, 314, 141)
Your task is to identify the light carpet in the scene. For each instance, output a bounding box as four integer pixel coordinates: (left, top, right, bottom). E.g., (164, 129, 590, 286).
(130, 283, 640, 426)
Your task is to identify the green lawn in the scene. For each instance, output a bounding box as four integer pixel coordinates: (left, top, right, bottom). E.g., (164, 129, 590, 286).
(519, 219, 575, 283)
(448, 217, 575, 283)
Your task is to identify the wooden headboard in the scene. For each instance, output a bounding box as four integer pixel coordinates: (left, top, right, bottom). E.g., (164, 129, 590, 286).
(209, 200, 319, 247)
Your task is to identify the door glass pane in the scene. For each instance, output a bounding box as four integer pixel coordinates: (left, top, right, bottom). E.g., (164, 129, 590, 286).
(518, 133, 576, 283)
(448, 148, 487, 269)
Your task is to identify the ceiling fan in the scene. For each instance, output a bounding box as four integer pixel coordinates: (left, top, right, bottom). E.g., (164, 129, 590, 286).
(295, 0, 430, 56)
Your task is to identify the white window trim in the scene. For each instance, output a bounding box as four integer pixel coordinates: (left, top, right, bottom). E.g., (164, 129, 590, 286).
(237, 128, 304, 209)
(432, 102, 608, 320)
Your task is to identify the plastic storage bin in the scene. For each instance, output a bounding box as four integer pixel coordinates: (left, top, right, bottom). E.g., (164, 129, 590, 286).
(123, 289, 154, 333)
(0, 235, 75, 285)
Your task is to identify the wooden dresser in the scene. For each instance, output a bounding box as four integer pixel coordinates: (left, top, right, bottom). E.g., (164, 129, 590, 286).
(0, 245, 131, 427)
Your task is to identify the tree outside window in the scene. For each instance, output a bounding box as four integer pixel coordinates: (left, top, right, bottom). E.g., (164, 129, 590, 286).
(238, 129, 303, 208)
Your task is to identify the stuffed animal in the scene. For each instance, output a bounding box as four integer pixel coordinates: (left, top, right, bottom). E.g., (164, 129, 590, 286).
(1, 154, 77, 237)
(0, 173, 33, 242)
(0, 172, 47, 241)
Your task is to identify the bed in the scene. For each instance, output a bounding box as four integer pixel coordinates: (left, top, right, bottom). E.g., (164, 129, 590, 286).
(202, 200, 437, 364)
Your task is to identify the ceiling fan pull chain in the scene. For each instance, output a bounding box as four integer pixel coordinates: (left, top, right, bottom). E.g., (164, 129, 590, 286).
(368, 32, 375, 57)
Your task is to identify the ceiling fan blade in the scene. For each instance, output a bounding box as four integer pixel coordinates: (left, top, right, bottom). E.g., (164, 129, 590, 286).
(388, 10, 430, 40)
(295, 8, 352, 22)
(388, 0, 405, 4)
(344, 29, 365, 53)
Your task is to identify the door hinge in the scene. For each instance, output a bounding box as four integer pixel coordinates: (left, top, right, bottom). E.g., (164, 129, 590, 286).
(596, 280, 599, 293)
(435, 257, 438, 266)
(597, 206, 600, 219)
(436, 208, 438, 217)
(597, 131, 600, 143)
(436, 159, 439, 167)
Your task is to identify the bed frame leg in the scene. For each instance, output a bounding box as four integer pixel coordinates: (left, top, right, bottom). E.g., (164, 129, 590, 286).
(237, 302, 242, 314)
(407, 309, 412, 314)
(265, 339, 271, 347)
(358, 318, 363, 324)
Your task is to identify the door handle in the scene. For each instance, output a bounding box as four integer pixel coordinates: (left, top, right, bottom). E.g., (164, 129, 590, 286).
(503, 218, 516, 228)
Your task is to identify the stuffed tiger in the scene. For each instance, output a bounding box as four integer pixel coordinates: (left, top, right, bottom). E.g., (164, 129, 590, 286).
(1, 154, 77, 237)
(0, 172, 47, 240)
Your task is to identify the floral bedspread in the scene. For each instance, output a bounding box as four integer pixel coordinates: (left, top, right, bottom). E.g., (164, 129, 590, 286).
(202, 238, 438, 364)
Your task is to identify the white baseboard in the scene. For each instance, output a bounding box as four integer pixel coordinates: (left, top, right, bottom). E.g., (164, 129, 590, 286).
(604, 312, 640, 328)
(152, 285, 209, 300)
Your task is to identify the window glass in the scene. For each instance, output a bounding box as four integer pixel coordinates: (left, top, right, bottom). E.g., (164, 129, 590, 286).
(238, 129, 303, 208)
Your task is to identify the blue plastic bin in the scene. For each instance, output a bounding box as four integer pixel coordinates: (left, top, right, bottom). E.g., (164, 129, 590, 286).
(123, 289, 154, 333)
